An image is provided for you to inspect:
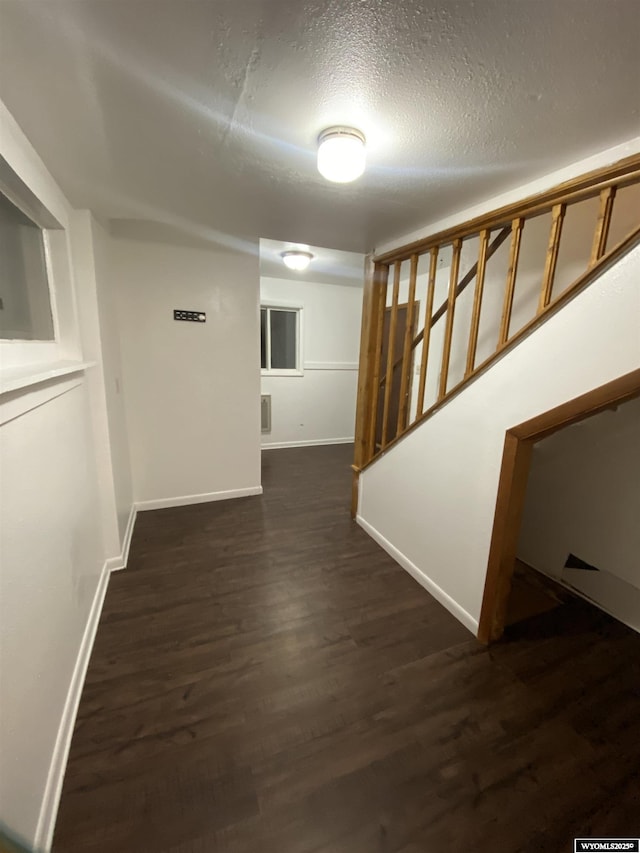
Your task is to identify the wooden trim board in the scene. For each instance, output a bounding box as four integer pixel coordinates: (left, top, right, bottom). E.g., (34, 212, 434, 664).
(375, 153, 640, 264)
(361, 224, 640, 473)
(477, 368, 640, 643)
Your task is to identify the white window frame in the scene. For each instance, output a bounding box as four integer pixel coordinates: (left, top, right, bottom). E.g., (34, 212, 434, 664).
(260, 302, 303, 377)
(0, 101, 88, 394)
(0, 187, 59, 345)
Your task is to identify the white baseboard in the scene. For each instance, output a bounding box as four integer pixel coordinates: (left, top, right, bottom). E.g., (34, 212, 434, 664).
(104, 554, 124, 572)
(103, 503, 138, 572)
(120, 503, 137, 568)
(136, 485, 263, 512)
(356, 514, 479, 636)
(34, 561, 112, 852)
(262, 437, 354, 450)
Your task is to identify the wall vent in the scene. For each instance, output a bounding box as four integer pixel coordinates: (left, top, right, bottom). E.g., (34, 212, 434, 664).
(261, 394, 271, 433)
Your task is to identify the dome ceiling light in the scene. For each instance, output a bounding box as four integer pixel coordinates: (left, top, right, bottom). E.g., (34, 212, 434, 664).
(281, 250, 314, 271)
(317, 127, 366, 183)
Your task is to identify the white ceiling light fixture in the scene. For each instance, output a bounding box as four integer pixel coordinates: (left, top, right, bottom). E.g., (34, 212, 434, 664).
(281, 250, 314, 271)
(317, 126, 366, 183)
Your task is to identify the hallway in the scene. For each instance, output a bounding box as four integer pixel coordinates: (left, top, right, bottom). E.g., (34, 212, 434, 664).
(54, 445, 640, 852)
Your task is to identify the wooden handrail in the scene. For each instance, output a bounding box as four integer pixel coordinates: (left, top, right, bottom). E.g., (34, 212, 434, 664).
(360, 223, 640, 472)
(351, 155, 640, 520)
(374, 153, 640, 265)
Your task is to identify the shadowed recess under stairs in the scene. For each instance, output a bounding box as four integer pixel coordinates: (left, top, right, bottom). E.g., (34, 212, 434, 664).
(54, 446, 640, 852)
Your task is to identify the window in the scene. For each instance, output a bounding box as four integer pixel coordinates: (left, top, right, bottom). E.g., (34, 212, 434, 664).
(260, 306, 301, 375)
(0, 190, 54, 341)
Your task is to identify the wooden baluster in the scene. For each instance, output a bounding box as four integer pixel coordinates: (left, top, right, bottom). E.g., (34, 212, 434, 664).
(351, 256, 374, 515)
(405, 339, 417, 430)
(365, 264, 389, 458)
(380, 261, 401, 449)
(590, 186, 617, 267)
(380, 227, 511, 387)
(396, 254, 419, 436)
(416, 247, 438, 416)
(465, 229, 490, 378)
(538, 204, 566, 313)
(429, 227, 509, 329)
(438, 239, 461, 400)
(354, 258, 386, 474)
(498, 218, 524, 348)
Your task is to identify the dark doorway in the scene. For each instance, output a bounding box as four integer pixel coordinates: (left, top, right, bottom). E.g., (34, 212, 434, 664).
(375, 303, 418, 449)
(478, 368, 640, 644)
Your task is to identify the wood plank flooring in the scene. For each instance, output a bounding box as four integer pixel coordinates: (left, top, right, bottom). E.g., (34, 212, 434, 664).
(54, 445, 640, 852)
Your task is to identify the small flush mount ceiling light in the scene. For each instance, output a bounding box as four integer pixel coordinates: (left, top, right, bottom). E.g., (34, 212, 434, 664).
(281, 250, 314, 271)
(317, 126, 366, 183)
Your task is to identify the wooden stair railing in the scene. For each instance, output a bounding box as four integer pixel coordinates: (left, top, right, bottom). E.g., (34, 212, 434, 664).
(351, 153, 640, 518)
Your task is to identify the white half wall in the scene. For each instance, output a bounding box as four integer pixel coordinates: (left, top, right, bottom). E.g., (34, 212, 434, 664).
(0, 380, 107, 850)
(112, 237, 261, 504)
(0, 101, 122, 851)
(359, 245, 640, 630)
(260, 275, 362, 448)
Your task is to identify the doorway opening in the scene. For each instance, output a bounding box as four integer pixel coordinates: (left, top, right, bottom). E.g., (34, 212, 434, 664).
(478, 368, 640, 644)
(257, 238, 365, 455)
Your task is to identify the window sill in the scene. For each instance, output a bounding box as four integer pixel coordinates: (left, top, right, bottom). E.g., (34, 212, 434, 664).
(0, 360, 94, 396)
(261, 369, 304, 378)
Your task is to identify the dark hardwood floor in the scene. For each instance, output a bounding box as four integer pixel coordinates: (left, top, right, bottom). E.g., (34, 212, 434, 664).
(54, 445, 640, 852)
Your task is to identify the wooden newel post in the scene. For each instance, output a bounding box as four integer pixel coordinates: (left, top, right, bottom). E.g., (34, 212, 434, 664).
(352, 256, 386, 518)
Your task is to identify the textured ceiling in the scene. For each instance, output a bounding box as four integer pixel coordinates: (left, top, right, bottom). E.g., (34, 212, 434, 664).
(260, 239, 364, 287)
(0, 0, 638, 253)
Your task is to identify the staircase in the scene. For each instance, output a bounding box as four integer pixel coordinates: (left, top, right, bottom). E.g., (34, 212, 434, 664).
(352, 153, 640, 515)
(350, 154, 640, 642)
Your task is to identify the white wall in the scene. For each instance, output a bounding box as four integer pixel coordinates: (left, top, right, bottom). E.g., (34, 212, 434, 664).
(359, 245, 640, 633)
(91, 217, 133, 545)
(0, 379, 104, 847)
(69, 211, 134, 556)
(68, 211, 120, 561)
(112, 237, 261, 507)
(0, 104, 124, 850)
(517, 396, 640, 628)
(260, 276, 363, 448)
